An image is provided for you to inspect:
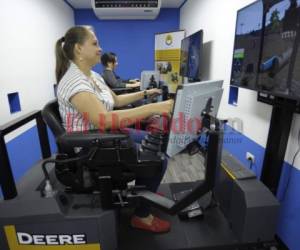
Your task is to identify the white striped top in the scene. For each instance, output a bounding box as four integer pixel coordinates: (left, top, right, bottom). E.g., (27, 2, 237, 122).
(57, 62, 115, 132)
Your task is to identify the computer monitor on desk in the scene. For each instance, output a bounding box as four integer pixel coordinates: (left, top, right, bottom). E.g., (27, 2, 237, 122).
(140, 71, 160, 90)
(166, 80, 224, 158)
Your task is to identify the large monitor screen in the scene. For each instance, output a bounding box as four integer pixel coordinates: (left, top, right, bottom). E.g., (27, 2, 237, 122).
(180, 37, 189, 78)
(231, 0, 300, 101)
(180, 30, 203, 82)
(258, 0, 300, 99)
(231, 0, 263, 90)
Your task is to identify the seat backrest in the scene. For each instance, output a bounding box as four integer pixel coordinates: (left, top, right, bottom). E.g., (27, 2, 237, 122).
(42, 99, 65, 138)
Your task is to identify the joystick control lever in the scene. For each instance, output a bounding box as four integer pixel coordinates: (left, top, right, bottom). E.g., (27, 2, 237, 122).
(145, 135, 162, 145)
(148, 131, 165, 140)
(141, 140, 161, 153)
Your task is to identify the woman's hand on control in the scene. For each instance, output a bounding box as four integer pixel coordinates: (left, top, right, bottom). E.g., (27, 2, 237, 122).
(147, 88, 162, 97)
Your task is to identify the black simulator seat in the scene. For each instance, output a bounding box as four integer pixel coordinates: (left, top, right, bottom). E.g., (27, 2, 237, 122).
(41, 99, 164, 207)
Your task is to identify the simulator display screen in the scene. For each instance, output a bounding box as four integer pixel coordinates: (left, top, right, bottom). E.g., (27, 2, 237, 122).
(258, 0, 300, 99)
(180, 30, 203, 82)
(231, 0, 263, 90)
(180, 37, 189, 78)
(231, 0, 300, 101)
(188, 31, 203, 81)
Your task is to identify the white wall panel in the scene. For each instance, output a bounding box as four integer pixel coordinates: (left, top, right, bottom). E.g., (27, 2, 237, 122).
(0, 0, 75, 141)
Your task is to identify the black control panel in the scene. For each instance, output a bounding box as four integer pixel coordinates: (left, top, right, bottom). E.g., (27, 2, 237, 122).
(139, 130, 168, 154)
(95, 0, 159, 8)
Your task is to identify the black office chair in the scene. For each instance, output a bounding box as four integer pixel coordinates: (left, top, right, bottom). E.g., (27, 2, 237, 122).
(41, 99, 163, 206)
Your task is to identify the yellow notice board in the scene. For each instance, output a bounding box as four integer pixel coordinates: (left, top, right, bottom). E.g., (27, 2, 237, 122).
(155, 30, 185, 93)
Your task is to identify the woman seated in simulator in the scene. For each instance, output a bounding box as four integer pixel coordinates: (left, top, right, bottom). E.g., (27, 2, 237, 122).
(55, 26, 173, 233)
(101, 52, 140, 89)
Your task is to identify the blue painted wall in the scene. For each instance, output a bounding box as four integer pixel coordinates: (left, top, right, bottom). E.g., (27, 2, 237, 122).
(74, 9, 180, 79)
(223, 125, 266, 178)
(223, 125, 300, 250)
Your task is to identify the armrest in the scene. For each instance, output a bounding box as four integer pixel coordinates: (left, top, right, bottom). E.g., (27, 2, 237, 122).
(57, 130, 130, 149)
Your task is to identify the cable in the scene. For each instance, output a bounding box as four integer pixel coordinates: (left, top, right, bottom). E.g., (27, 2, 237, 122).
(42, 160, 54, 180)
(41, 150, 94, 181)
(292, 135, 300, 168)
(281, 127, 300, 201)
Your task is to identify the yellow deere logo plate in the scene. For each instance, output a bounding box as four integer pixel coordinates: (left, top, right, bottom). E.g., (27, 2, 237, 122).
(4, 225, 101, 250)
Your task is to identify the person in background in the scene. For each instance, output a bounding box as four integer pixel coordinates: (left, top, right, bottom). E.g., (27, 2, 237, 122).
(101, 52, 140, 89)
(55, 25, 173, 233)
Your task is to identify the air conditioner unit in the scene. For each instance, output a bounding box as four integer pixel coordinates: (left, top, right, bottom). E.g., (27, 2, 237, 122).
(91, 0, 161, 20)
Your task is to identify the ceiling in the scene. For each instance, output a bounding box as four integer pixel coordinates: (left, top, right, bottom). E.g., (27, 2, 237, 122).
(65, 0, 186, 9)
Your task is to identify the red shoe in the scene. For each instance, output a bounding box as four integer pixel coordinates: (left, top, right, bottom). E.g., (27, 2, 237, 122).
(131, 216, 171, 233)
